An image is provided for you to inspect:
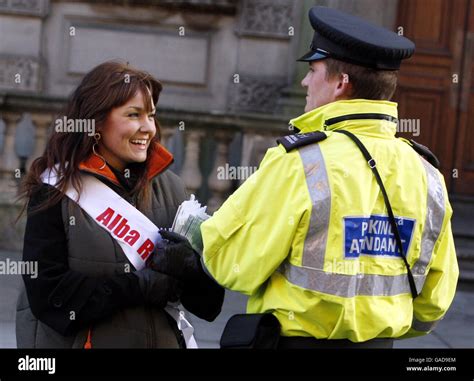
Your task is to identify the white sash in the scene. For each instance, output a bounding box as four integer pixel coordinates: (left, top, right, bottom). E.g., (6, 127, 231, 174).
(41, 166, 198, 348)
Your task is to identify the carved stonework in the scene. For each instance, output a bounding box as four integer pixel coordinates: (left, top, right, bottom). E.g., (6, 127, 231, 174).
(157, 0, 237, 13)
(181, 12, 220, 30)
(229, 74, 287, 113)
(0, 0, 49, 17)
(72, 0, 238, 14)
(0, 55, 40, 92)
(237, 0, 295, 39)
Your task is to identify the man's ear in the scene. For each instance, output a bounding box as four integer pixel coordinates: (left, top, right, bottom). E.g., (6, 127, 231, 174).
(334, 72, 352, 99)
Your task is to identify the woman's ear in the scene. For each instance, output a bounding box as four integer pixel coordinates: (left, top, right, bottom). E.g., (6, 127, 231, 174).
(334, 72, 352, 99)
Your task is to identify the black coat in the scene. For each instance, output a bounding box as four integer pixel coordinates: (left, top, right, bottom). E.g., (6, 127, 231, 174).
(20, 165, 224, 344)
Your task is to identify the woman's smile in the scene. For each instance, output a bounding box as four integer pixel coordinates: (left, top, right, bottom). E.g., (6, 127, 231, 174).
(98, 90, 157, 171)
(129, 138, 149, 150)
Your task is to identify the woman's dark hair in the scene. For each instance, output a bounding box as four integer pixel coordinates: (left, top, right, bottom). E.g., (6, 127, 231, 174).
(17, 60, 163, 220)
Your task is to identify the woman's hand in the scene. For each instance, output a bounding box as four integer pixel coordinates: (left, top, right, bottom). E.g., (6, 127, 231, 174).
(151, 230, 225, 321)
(149, 230, 202, 283)
(134, 268, 182, 308)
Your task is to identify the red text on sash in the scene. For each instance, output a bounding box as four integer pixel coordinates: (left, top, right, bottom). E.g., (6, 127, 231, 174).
(96, 207, 155, 260)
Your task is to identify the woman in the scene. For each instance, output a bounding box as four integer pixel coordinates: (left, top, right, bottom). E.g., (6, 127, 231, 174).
(15, 61, 224, 348)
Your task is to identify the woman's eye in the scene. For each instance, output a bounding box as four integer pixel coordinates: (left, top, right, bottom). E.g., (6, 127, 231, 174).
(128, 113, 139, 118)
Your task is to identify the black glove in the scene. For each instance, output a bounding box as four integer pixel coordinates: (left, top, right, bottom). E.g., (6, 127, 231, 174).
(134, 268, 182, 308)
(153, 230, 225, 322)
(150, 230, 203, 283)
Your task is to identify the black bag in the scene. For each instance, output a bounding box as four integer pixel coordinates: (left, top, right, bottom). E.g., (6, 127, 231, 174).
(220, 313, 281, 349)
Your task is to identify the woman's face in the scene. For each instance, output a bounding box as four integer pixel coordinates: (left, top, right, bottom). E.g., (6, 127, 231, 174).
(98, 90, 156, 172)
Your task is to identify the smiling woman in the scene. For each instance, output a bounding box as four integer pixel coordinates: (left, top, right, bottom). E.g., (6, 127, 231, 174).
(15, 61, 224, 349)
(98, 84, 157, 172)
(21, 61, 165, 212)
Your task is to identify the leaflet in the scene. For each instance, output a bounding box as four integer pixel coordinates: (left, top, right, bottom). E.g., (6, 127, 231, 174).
(171, 195, 210, 254)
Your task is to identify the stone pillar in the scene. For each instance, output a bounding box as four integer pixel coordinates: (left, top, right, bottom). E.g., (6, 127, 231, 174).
(181, 130, 204, 195)
(240, 130, 277, 183)
(160, 126, 176, 149)
(0, 112, 22, 201)
(1, 112, 21, 172)
(278, 0, 314, 117)
(294, 0, 317, 83)
(207, 129, 233, 213)
(26, 113, 53, 172)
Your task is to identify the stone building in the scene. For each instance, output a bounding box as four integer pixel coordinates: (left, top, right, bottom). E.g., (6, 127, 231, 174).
(0, 0, 472, 280)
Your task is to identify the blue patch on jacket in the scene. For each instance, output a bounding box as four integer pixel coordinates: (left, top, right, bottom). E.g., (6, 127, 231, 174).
(343, 215, 415, 258)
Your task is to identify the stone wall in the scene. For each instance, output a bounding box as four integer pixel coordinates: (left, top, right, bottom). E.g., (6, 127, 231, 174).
(0, 0, 401, 251)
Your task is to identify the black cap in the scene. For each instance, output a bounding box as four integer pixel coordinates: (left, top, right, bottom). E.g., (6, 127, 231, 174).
(298, 6, 415, 70)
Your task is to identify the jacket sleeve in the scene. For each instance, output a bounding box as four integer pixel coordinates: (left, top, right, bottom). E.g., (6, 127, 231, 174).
(401, 207, 459, 338)
(201, 146, 306, 295)
(22, 185, 145, 336)
(161, 170, 225, 321)
(180, 268, 225, 322)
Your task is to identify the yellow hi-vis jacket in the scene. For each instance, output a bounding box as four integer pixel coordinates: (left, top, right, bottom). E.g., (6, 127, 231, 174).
(201, 99, 459, 342)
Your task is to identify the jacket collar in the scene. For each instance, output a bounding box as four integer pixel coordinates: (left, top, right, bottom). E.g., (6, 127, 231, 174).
(289, 99, 398, 138)
(78, 140, 173, 187)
